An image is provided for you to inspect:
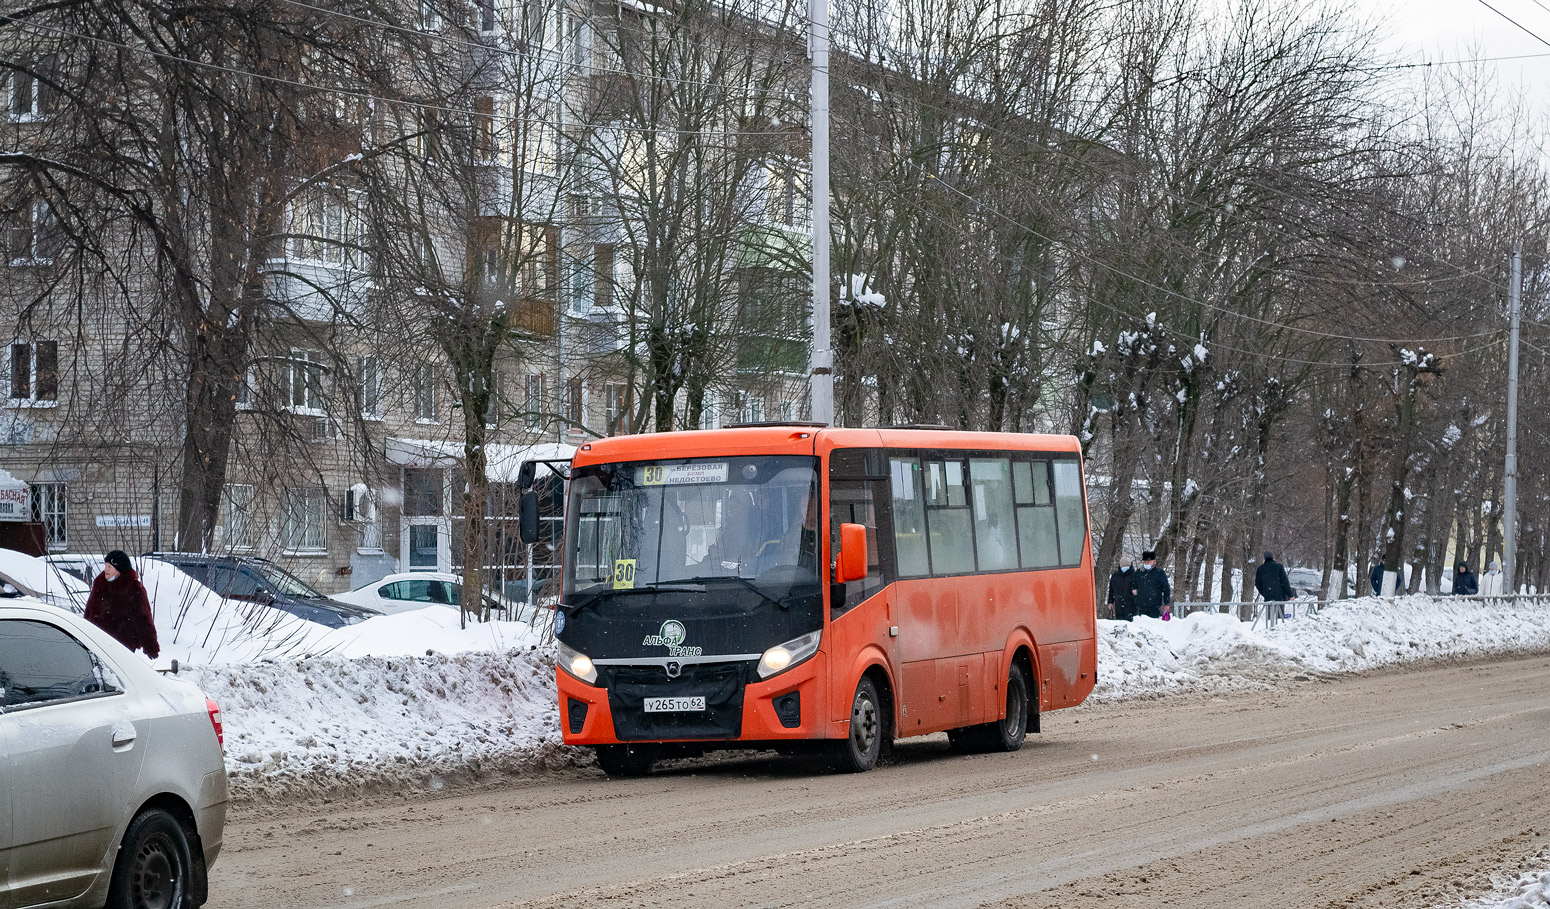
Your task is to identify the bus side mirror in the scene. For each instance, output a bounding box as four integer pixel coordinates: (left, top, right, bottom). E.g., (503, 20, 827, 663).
(835, 523, 868, 584)
(518, 490, 540, 545)
(516, 460, 537, 490)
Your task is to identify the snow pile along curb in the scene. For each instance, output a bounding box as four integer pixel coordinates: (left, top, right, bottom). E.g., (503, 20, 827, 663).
(190, 645, 580, 801)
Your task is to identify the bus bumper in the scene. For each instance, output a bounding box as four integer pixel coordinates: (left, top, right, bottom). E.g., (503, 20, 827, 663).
(556, 657, 827, 745)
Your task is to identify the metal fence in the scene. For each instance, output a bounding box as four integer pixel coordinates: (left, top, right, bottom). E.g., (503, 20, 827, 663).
(1170, 593, 1550, 630)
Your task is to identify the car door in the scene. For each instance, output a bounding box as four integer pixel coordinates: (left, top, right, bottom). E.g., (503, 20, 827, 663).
(1, 715, 12, 909)
(0, 618, 146, 907)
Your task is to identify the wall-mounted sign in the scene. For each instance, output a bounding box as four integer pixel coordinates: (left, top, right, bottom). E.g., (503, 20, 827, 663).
(0, 486, 29, 522)
(95, 515, 152, 528)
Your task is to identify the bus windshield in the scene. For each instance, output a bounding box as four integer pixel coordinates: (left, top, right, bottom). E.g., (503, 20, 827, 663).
(564, 456, 819, 597)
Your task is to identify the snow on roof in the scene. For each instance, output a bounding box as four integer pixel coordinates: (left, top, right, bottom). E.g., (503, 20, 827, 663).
(386, 438, 576, 484)
(0, 468, 25, 490)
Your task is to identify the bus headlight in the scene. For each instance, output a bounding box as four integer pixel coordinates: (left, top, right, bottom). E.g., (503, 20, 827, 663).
(557, 642, 598, 685)
(757, 630, 822, 679)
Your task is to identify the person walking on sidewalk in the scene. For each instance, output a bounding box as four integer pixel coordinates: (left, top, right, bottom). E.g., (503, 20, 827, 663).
(1106, 557, 1138, 621)
(1255, 551, 1294, 604)
(84, 550, 159, 658)
(1134, 550, 1172, 620)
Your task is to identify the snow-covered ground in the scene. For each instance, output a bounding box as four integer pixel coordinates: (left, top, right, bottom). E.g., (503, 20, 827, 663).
(14, 545, 1549, 905)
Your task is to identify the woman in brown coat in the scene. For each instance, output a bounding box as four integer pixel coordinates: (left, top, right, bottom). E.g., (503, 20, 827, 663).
(84, 549, 159, 658)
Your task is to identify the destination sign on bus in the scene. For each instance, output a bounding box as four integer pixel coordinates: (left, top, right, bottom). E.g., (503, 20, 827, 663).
(637, 463, 729, 486)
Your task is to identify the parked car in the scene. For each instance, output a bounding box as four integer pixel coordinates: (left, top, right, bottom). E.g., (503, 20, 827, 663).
(0, 547, 92, 612)
(147, 554, 380, 628)
(44, 552, 106, 586)
(331, 570, 518, 617)
(1286, 567, 1323, 599)
(0, 601, 227, 908)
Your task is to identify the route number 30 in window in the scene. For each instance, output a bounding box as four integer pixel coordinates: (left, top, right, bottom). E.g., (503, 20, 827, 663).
(613, 558, 637, 589)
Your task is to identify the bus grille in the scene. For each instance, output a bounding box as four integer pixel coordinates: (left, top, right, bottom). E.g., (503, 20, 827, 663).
(604, 661, 749, 740)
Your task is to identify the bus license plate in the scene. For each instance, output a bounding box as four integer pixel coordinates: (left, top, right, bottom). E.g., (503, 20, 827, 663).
(644, 696, 706, 713)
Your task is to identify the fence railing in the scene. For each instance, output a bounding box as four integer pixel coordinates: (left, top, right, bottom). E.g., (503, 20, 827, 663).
(1168, 593, 1550, 629)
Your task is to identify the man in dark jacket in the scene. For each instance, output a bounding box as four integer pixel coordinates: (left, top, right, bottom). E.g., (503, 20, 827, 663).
(1106, 557, 1138, 621)
(1133, 550, 1172, 619)
(1370, 560, 1386, 596)
(1452, 562, 1479, 596)
(1254, 551, 1294, 603)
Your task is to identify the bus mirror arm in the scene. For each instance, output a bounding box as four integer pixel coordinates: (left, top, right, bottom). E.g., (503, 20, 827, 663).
(835, 523, 869, 584)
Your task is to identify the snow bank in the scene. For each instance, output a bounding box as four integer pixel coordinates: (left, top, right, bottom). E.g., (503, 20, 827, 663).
(1093, 595, 1550, 701)
(188, 645, 576, 802)
(1463, 860, 1550, 909)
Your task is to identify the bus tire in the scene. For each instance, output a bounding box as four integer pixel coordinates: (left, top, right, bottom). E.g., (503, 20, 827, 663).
(595, 743, 656, 777)
(949, 663, 1030, 754)
(832, 676, 884, 773)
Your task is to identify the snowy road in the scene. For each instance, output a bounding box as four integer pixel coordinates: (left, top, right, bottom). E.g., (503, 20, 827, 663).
(209, 652, 1550, 909)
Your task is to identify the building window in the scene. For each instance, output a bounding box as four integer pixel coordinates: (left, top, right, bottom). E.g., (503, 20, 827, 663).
(30, 482, 65, 551)
(8, 56, 58, 120)
(700, 391, 721, 430)
(592, 243, 614, 311)
(8, 341, 57, 403)
(483, 369, 501, 426)
(281, 486, 326, 552)
(287, 188, 362, 267)
(476, 0, 497, 32)
(604, 382, 628, 435)
(737, 391, 764, 424)
(359, 355, 382, 419)
(566, 376, 583, 426)
(223, 484, 256, 552)
(288, 349, 326, 415)
(418, 0, 441, 30)
(4, 196, 62, 264)
(473, 95, 497, 161)
(523, 373, 544, 428)
(415, 363, 437, 421)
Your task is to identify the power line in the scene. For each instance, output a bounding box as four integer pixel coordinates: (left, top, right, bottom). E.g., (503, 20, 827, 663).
(1473, 0, 1550, 52)
(872, 178, 1505, 369)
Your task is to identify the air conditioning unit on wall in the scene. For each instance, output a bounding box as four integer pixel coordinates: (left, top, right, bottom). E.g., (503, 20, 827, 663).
(343, 483, 376, 524)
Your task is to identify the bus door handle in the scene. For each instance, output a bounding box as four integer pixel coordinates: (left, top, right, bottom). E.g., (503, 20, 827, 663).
(889, 626, 898, 637)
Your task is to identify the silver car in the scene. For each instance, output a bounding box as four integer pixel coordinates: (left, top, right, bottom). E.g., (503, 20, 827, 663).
(0, 602, 227, 908)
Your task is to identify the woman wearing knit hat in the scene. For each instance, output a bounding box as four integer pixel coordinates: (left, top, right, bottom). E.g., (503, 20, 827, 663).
(83, 550, 160, 658)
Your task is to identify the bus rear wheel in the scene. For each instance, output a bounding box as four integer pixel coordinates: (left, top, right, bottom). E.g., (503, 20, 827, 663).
(832, 676, 884, 773)
(595, 743, 656, 777)
(949, 663, 1030, 754)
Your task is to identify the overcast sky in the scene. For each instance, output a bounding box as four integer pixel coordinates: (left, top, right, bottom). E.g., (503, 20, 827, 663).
(1360, 0, 1550, 101)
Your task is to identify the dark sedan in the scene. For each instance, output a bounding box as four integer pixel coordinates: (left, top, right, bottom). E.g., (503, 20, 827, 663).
(147, 554, 380, 628)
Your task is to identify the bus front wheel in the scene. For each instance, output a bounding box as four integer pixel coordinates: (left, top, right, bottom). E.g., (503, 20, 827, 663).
(595, 743, 656, 777)
(832, 676, 884, 773)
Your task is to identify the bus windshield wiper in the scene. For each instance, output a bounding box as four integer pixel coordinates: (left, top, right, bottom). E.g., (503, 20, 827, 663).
(563, 584, 706, 615)
(677, 575, 792, 610)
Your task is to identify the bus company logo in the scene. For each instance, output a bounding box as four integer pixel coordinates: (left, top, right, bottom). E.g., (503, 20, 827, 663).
(642, 620, 702, 656)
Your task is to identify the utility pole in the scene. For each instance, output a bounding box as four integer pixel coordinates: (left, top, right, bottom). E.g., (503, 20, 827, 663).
(807, 0, 833, 425)
(1504, 245, 1522, 594)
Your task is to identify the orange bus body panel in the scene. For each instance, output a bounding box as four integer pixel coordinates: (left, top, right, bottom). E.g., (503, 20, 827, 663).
(560, 425, 1097, 748)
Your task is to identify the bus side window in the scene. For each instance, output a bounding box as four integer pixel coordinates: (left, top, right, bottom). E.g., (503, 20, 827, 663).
(969, 458, 1017, 571)
(890, 457, 929, 578)
(1052, 460, 1088, 565)
(830, 479, 886, 611)
(924, 458, 975, 575)
(1013, 459, 1059, 569)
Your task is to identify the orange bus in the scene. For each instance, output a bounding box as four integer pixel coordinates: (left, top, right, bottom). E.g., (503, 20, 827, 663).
(554, 424, 1097, 775)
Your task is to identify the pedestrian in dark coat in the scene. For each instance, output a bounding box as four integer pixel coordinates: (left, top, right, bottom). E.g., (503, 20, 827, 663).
(1254, 551, 1294, 603)
(1133, 550, 1172, 619)
(1106, 557, 1138, 621)
(1369, 561, 1385, 596)
(1452, 562, 1479, 596)
(84, 550, 159, 658)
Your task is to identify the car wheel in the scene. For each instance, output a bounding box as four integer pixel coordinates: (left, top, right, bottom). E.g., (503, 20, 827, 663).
(595, 743, 656, 777)
(831, 676, 884, 773)
(107, 808, 195, 909)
